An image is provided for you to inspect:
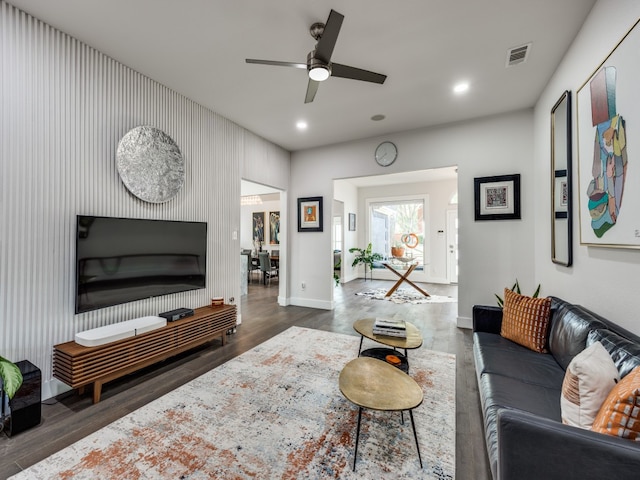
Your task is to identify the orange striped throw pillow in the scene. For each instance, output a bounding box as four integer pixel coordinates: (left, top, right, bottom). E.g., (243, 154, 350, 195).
(592, 366, 640, 441)
(500, 288, 551, 353)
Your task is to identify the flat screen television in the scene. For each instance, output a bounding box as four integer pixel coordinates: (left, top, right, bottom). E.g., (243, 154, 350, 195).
(75, 215, 207, 314)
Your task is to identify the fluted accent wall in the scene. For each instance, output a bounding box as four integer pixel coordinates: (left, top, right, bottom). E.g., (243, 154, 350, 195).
(1, 2, 290, 398)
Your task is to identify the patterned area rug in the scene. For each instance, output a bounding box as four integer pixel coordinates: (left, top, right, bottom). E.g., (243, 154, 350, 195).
(356, 288, 457, 304)
(11, 327, 455, 479)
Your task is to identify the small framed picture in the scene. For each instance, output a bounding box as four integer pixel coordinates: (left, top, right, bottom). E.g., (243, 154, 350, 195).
(554, 170, 568, 219)
(474, 174, 521, 221)
(348, 213, 356, 231)
(298, 196, 323, 232)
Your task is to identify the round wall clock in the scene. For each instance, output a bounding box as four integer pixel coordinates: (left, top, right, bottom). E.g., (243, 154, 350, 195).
(375, 141, 398, 167)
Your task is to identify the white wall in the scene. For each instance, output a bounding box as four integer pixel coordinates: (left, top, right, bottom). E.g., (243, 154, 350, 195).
(291, 110, 535, 324)
(0, 2, 289, 399)
(533, 0, 640, 334)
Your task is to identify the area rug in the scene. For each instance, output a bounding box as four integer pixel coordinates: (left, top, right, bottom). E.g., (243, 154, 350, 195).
(356, 288, 457, 304)
(11, 327, 455, 480)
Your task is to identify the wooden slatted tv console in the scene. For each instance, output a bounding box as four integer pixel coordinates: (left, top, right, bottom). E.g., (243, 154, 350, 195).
(53, 304, 236, 403)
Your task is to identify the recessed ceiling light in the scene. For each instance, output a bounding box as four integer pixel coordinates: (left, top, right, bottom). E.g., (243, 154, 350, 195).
(371, 114, 385, 121)
(296, 121, 308, 130)
(453, 82, 470, 94)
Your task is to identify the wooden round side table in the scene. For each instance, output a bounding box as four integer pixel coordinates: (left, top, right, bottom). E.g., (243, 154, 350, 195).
(353, 318, 423, 370)
(339, 356, 424, 471)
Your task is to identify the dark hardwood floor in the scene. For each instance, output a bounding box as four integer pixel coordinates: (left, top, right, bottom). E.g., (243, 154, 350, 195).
(0, 279, 491, 480)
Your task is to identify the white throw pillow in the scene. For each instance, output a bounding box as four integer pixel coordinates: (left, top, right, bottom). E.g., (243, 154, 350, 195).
(561, 341, 619, 429)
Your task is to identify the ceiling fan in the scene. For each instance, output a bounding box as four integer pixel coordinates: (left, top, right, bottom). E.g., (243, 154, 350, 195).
(245, 9, 387, 103)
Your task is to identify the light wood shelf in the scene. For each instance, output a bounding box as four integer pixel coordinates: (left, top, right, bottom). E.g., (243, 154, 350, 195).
(53, 304, 236, 403)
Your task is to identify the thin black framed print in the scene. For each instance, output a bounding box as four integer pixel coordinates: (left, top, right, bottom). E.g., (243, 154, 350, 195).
(474, 174, 521, 221)
(298, 196, 323, 232)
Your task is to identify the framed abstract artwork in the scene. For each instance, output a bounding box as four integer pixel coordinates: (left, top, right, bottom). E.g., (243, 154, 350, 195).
(298, 196, 323, 232)
(252, 212, 265, 242)
(576, 19, 639, 248)
(269, 211, 280, 245)
(348, 213, 356, 231)
(474, 174, 521, 221)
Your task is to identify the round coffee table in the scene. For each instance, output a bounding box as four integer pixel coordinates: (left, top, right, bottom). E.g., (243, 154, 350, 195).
(339, 357, 424, 471)
(353, 318, 423, 370)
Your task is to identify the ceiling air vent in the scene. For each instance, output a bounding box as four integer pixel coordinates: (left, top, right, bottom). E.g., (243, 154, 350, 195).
(506, 43, 531, 67)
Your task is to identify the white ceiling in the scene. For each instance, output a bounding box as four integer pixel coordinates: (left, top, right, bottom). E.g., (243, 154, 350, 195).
(9, 0, 596, 152)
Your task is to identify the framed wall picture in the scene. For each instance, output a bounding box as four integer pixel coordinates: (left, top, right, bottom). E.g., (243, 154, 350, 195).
(298, 196, 323, 232)
(474, 174, 521, 221)
(576, 19, 638, 248)
(348, 213, 356, 231)
(554, 170, 568, 219)
(269, 211, 280, 245)
(252, 211, 265, 242)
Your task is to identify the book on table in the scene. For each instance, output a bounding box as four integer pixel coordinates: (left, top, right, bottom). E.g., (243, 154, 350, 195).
(373, 317, 407, 338)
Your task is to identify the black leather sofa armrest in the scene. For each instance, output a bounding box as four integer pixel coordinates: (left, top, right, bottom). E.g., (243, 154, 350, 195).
(473, 305, 503, 334)
(497, 408, 640, 480)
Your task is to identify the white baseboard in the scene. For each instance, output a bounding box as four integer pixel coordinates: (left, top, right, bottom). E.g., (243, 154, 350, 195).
(288, 297, 333, 310)
(457, 316, 472, 329)
(42, 378, 72, 401)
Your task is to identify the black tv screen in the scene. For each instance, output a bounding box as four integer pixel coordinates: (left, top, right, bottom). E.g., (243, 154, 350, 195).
(75, 215, 207, 313)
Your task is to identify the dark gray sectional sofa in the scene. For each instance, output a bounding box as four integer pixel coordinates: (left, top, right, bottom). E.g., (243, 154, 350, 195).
(473, 296, 640, 480)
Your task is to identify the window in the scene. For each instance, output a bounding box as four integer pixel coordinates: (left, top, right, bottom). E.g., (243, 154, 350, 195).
(333, 216, 342, 252)
(368, 196, 427, 267)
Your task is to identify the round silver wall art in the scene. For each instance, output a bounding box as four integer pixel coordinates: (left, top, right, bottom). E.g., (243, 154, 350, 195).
(116, 126, 185, 203)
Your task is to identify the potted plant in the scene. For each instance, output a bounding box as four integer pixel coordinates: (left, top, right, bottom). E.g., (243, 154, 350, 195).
(495, 279, 541, 307)
(349, 243, 383, 281)
(1, 356, 23, 432)
(391, 241, 405, 258)
(333, 259, 341, 286)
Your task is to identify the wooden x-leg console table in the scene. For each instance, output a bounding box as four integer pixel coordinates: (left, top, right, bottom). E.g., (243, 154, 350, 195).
(382, 262, 430, 297)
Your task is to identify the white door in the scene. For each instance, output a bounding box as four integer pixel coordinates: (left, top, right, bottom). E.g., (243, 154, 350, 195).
(446, 209, 458, 284)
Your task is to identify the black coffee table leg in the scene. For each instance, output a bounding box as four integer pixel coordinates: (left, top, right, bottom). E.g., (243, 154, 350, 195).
(353, 407, 363, 471)
(358, 335, 364, 356)
(409, 409, 423, 468)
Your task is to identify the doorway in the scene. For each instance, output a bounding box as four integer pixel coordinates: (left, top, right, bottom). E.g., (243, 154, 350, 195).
(446, 209, 459, 284)
(333, 166, 457, 289)
(240, 180, 285, 304)
(332, 200, 344, 285)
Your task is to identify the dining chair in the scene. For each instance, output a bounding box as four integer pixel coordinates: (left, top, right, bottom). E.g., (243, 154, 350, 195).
(249, 256, 261, 283)
(258, 251, 278, 285)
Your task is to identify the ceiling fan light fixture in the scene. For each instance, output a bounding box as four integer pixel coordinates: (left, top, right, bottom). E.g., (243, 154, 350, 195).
(309, 66, 330, 82)
(307, 50, 331, 81)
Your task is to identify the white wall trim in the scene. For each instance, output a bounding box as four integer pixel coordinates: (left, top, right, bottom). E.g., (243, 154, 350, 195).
(288, 297, 334, 310)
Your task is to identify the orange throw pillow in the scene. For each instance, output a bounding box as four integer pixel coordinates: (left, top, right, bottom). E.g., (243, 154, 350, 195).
(500, 288, 551, 353)
(592, 366, 640, 441)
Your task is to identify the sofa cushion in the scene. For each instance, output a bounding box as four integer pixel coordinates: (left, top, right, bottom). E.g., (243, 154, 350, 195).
(480, 372, 562, 420)
(548, 297, 608, 370)
(592, 366, 640, 440)
(478, 372, 563, 478)
(501, 289, 551, 353)
(474, 332, 565, 389)
(561, 341, 620, 429)
(588, 329, 640, 379)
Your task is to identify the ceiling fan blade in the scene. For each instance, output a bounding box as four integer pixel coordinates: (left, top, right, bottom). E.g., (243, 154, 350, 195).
(331, 63, 387, 84)
(305, 79, 320, 103)
(315, 9, 344, 64)
(245, 59, 307, 69)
